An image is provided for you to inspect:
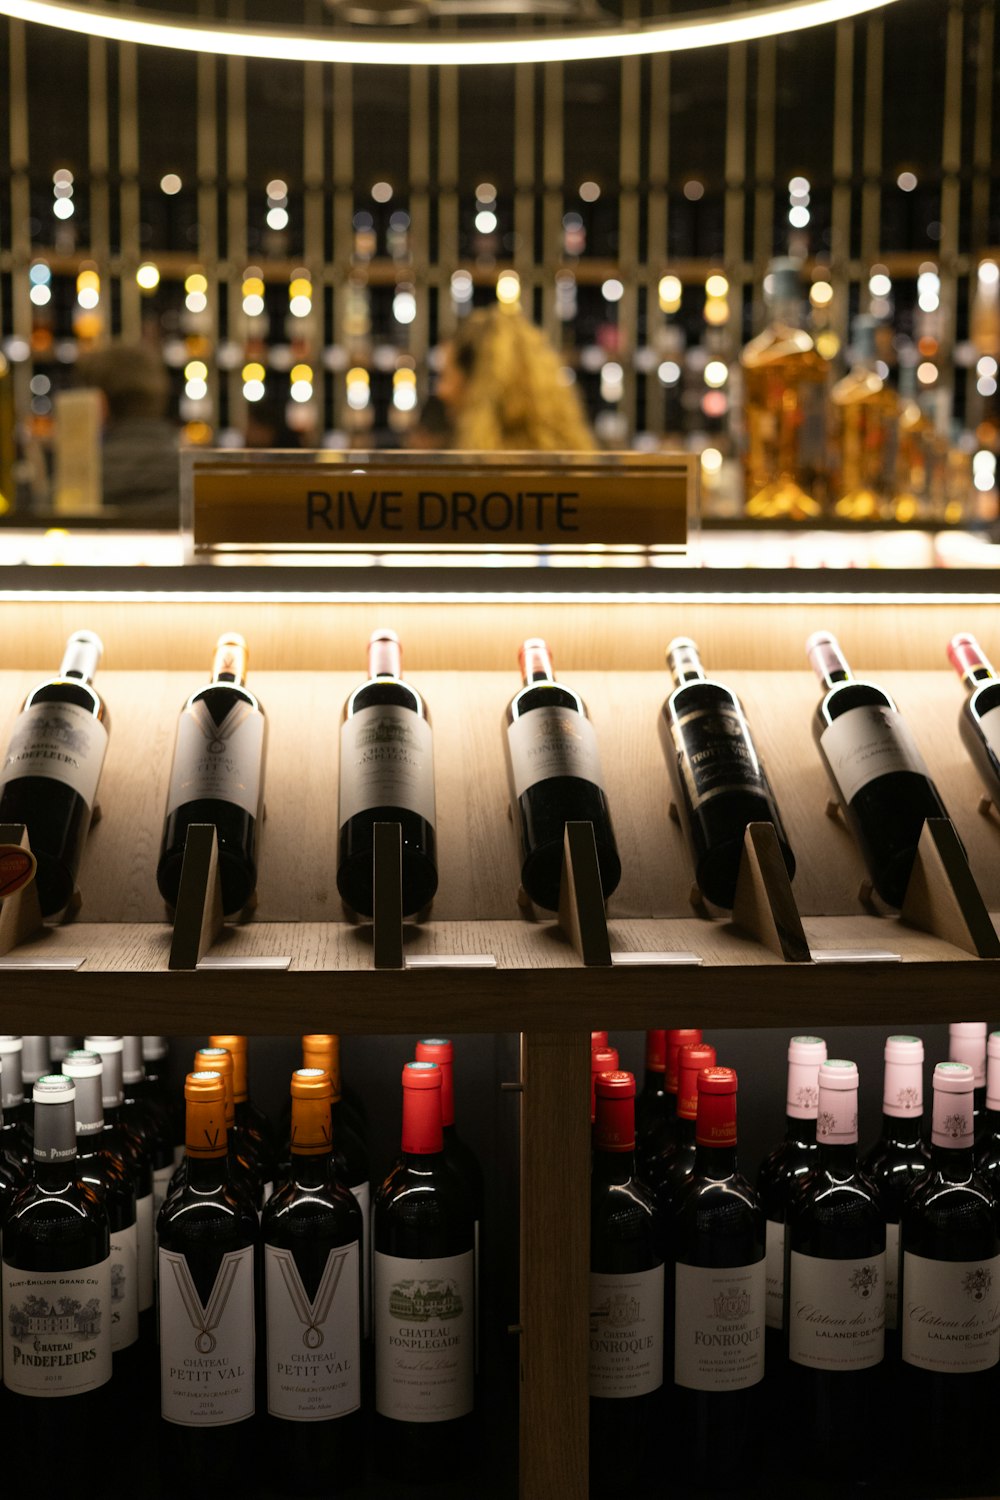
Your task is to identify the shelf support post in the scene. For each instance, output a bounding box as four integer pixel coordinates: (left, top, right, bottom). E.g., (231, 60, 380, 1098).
(558, 822, 612, 967)
(373, 821, 405, 970)
(731, 821, 811, 963)
(168, 823, 224, 971)
(900, 817, 1000, 959)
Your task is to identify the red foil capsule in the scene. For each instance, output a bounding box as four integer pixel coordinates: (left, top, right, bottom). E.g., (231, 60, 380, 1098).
(645, 1030, 667, 1073)
(400, 1060, 444, 1155)
(666, 1029, 704, 1095)
(677, 1043, 717, 1120)
(696, 1065, 738, 1148)
(594, 1070, 636, 1152)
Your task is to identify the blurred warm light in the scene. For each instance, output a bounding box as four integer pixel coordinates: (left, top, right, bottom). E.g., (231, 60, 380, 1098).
(267, 179, 288, 201)
(917, 335, 939, 357)
(810, 280, 833, 307)
(978, 261, 1000, 287)
(242, 380, 265, 402)
(700, 447, 723, 474)
(186, 272, 208, 294)
(242, 362, 266, 383)
(658, 274, 682, 313)
(496, 271, 521, 305)
(916, 361, 938, 385)
(451, 270, 473, 304)
(579, 182, 601, 202)
(242, 294, 265, 317)
(657, 360, 681, 384)
(704, 359, 728, 388)
(705, 273, 728, 298)
(475, 210, 498, 234)
(476, 182, 497, 203)
(266, 207, 289, 230)
(683, 180, 704, 201)
(184, 422, 214, 444)
(53, 198, 74, 220)
(815, 330, 840, 360)
(372, 181, 393, 202)
(601, 279, 624, 303)
(788, 206, 810, 228)
(896, 171, 917, 192)
(136, 262, 160, 291)
(160, 173, 182, 194)
(868, 267, 891, 299)
(184, 360, 208, 382)
(977, 357, 998, 379)
(393, 289, 417, 324)
(703, 296, 729, 326)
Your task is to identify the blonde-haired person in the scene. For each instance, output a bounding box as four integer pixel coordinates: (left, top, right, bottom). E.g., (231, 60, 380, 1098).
(436, 306, 595, 452)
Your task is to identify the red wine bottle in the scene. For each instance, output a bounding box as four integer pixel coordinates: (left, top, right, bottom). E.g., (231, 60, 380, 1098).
(667, 1067, 765, 1486)
(900, 1062, 1000, 1487)
(121, 1035, 174, 1219)
(263, 1069, 364, 1493)
(209, 1034, 277, 1191)
(336, 628, 438, 919)
(504, 638, 621, 911)
(0, 630, 108, 917)
(948, 631, 1000, 806)
(591, 1030, 609, 1050)
(975, 1031, 1000, 1182)
(157, 632, 267, 917)
(166, 1048, 261, 1213)
(949, 1021, 988, 1144)
(660, 636, 795, 907)
(0, 1037, 32, 1164)
(637, 1027, 703, 1175)
(646, 1041, 716, 1205)
(0, 1060, 28, 1225)
(589, 1071, 663, 1493)
(590, 1045, 619, 1124)
(807, 629, 952, 907)
(635, 1029, 668, 1146)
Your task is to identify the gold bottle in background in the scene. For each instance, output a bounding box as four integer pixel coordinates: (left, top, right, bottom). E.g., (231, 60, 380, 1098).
(740, 258, 829, 519)
(893, 361, 934, 523)
(830, 315, 899, 520)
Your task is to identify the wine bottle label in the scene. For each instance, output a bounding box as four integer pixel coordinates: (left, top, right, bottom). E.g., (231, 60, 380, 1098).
(339, 705, 435, 826)
(765, 1218, 785, 1330)
(788, 1250, 885, 1370)
(901, 1251, 1000, 1373)
(672, 703, 768, 809)
(885, 1221, 900, 1331)
(153, 1162, 174, 1214)
(374, 1249, 474, 1422)
(136, 1192, 154, 1313)
(265, 1241, 362, 1422)
(165, 700, 265, 819)
(158, 1245, 255, 1426)
(110, 1221, 139, 1352)
(2, 1257, 112, 1396)
(588, 1264, 664, 1399)
(350, 1180, 371, 1338)
(0, 700, 108, 809)
(674, 1260, 766, 1391)
(507, 706, 605, 798)
(820, 705, 930, 805)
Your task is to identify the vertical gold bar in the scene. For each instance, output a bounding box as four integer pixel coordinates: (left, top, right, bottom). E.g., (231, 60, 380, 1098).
(117, 42, 141, 340)
(226, 56, 248, 430)
(646, 53, 670, 439)
(303, 61, 325, 434)
(859, 15, 884, 270)
(437, 66, 460, 343)
(410, 66, 431, 390)
(970, 0, 994, 254)
(331, 62, 353, 430)
(541, 63, 564, 343)
(725, 42, 748, 362)
(938, 0, 963, 426)
(830, 20, 854, 347)
(752, 39, 776, 326)
(618, 38, 641, 434)
(7, 20, 31, 420)
(514, 66, 535, 284)
(88, 40, 110, 270)
(196, 52, 220, 423)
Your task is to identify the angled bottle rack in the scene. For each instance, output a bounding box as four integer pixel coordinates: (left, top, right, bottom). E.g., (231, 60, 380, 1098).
(0, 823, 43, 957)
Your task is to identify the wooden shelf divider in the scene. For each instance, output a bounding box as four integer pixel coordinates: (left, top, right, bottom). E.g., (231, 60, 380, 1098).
(899, 817, 1000, 959)
(0, 823, 44, 958)
(373, 821, 405, 970)
(168, 823, 225, 971)
(557, 821, 612, 967)
(731, 821, 811, 964)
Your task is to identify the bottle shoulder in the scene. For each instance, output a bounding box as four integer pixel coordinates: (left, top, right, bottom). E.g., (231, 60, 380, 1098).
(186, 681, 264, 718)
(508, 680, 586, 721)
(263, 1177, 363, 1243)
(24, 679, 106, 720)
(345, 678, 426, 719)
(817, 679, 894, 724)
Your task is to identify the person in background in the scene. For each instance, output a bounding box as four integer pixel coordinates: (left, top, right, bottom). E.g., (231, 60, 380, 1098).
(244, 393, 302, 449)
(407, 393, 452, 451)
(75, 343, 179, 514)
(436, 307, 595, 451)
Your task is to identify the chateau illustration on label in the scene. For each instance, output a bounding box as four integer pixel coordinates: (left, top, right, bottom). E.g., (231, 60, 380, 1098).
(713, 1286, 752, 1319)
(388, 1278, 463, 1322)
(963, 1267, 993, 1302)
(590, 1291, 641, 1330)
(111, 1260, 125, 1305)
(850, 1264, 879, 1299)
(8, 1293, 103, 1342)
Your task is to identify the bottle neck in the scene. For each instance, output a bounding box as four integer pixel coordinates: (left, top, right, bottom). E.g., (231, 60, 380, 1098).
(187, 1152, 230, 1190)
(75, 1130, 104, 1161)
(948, 634, 996, 688)
(401, 1087, 443, 1155)
(212, 636, 248, 686)
(786, 1116, 817, 1145)
(693, 1143, 738, 1179)
(769, 294, 804, 328)
(593, 1145, 635, 1184)
(369, 634, 402, 680)
(667, 639, 707, 687)
(880, 1112, 924, 1146)
(807, 634, 852, 690)
(520, 640, 555, 685)
(676, 1116, 696, 1148)
(819, 1141, 858, 1173)
(930, 1142, 976, 1177)
(289, 1148, 333, 1188)
(60, 633, 101, 683)
(642, 1068, 666, 1098)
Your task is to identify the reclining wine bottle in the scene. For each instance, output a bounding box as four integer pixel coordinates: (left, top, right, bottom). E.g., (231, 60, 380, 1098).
(949, 631, 1000, 805)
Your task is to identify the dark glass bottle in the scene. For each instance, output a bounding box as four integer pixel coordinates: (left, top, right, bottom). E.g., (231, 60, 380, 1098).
(141, 1035, 185, 1194)
(948, 631, 1000, 807)
(210, 1034, 277, 1189)
(0, 1036, 33, 1164)
(0, 1060, 29, 1225)
(504, 637, 621, 911)
(156, 632, 267, 916)
(20, 1037, 50, 1093)
(647, 1041, 716, 1205)
(0, 630, 109, 917)
(121, 1035, 174, 1218)
(785, 1060, 885, 1475)
(807, 629, 952, 908)
(302, 1032, 366, 1142)
(949, 1021, 988, 1145)
(668, 1067, 766, 1494)
(635, 1029, 668, 1148)
(976, 1030, 1000, 1184)
(48, 1037, 73, 1064)
(373, 1062, 475, 1478)
(589, 1071, 663, 1496)
(900, 1062, 1000, 1487)
(638, 1028, 703, 1176)
(263, 1068, 364, 1495)
(660, 636, 795, 908)
(336, 628, 438, 918)
(165, 1048, 260, 1213)
(590, 1044, 619, 1125)
(156, 1070, 258, 1485)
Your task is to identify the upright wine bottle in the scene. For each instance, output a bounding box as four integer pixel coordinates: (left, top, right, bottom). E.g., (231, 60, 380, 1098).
(48, 1036, 73, 1064)
(862, 1036, 930, 1353)
(0, 630, 109, 917)
(659, 636, 795, 908)
(504, 638, 621, 911)
(900, 1062, 1000, 1485)
(785, 1061, 885, 1472)
(637, 1027, 703, 1175)
(0, 1060, 28, 1225)
(173, 1046, 262, 1211)
(589, 1071, 663, 1495)
(209, 1034, 276, 1191)
(948, 631, 1000, 804)
(121, 1035, 174, 1218)
(647, 1041, 716, 1205)
(806, 630, 952, 907)
(157, 1071, 258, 1483)
(303, 1032, 366, 1141)
(0, 1036, 32, 1163)
(668, 1067, 765, 1488)
(373, 1062, 474, 1477)
(949, 1021, 988, 1144)
(142, 1035, 185, 1172)
(591, 1030, 609, 1050)
(590, 1045, 619, 1124)
(263, 1069, 364, 1494)
(975, 1031, 1000, 1184)
(157, 632, 267, 916)
(336, 628, 438, 918)
(21, 1037, 50, 1091)
(634, 1030, 667, 1148)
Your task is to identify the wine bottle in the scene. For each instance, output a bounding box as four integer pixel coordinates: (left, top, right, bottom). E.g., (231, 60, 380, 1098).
(949, 1021, 988, 1144)
(156, 632, 266, 917)
(121, 1035, 174, 1218)
(48, 1036, 74, 1064)
(590, 1045, 619, 1124)
(20, 1037, 50, 1089)
(303, 1032, 366, 1141)
(373, 1062, 475, 1476)
(142, 1035, 185, 1173)
(659, 636, 795, 908)
(975, 1031, 1000, 1184)
(591, 1030, 609, 1050)
(0, 630, 109, 917)
(157, 1071, 258, 1484)
(900, 1062, 1000, 1485)
(806, 629, 952, 907)
(504, 638, 621, 912)
(637, 1027, 703, 1175)
(589, 1071, 663, 1494)
(646, 1041, 717, 1204)
(785, 1061, 885, 1470)
(164, 1046, 262, 1212)
(948, 631, 1000, 806)
(0, 1059, 29, 1225)
(0, 1037, 32, 1163)
(757, 1035, 827, 1355)
(635, 1030, 667, 1146)
(263, 1068, 364, 1493)
(862, 1036, 930, 1351)
(209, 1034, 276, 1192)
(336, 628, 438, 919)
(668, 1067, 765, 1487)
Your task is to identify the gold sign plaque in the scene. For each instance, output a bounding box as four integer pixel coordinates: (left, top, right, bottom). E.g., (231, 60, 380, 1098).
(185, 451, 694, 553)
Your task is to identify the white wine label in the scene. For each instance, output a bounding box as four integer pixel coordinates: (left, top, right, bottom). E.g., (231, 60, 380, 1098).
(788, 1250, 885, 1370)
(265, 1241, 362, 1422)
(901, 1252, 1000, 1373)
(2, 1257, 112, 1396)
(672, 701, 768, 810)
(375, 1249, 474, 1423)
(589, 1264, 664, 1399)
(820, 705, 930, 807)
(507, 705, 605, 800)
(765, 1218, 785, 1330)
(165, 699, 265, 819)
(110, 1222, 139, 1352)
(885, 1221, 900, 1331)
(136, 1193, 154, 1313)
(158, 1245, 255, 1426)
(0, 700, 108, 809)
(350, 1181, 371, 1338)
(338, 705, 435, 827)
(674, 1260, 765, 1391)
(978, 705, 1000, 762)
(153, 1163, 174, 1214)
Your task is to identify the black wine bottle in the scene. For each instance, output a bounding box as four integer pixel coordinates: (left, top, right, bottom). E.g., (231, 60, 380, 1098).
(164, 1046, 262, 1213)
(156, 632, 266, 916)
(660, 635, 795, 908)
(336, 628, 438, 918)
(667, 1067, 766, 1489)
(949, 1021, 988, 1144)
(209, 1034, 277, 1192)
(589, 1071, 663, 1495)
(900, 1062, 1000, 1486)
(142, 1035, 185, 1192)
(263, 1068, 364, 1494)
(156, 1070, 258, 1484)
(635, 1030, 668, 1147)
(647, 1040, 716, 1205)
(0, 1036, 32, 1164)
(373, 1062, 475, 1477)
(0, 1059, 28, 1225)
(0, 631, 108, 917)
(121, 1035, 174, 1220)
(21, 1036, 50, 1091)
(504, 638, 621, 911)
(806, 629, 952, 907)
(948, 631, 1000, 806)
(637, 1027, 703, 1176)
(975, 1031, 1000, 1184)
